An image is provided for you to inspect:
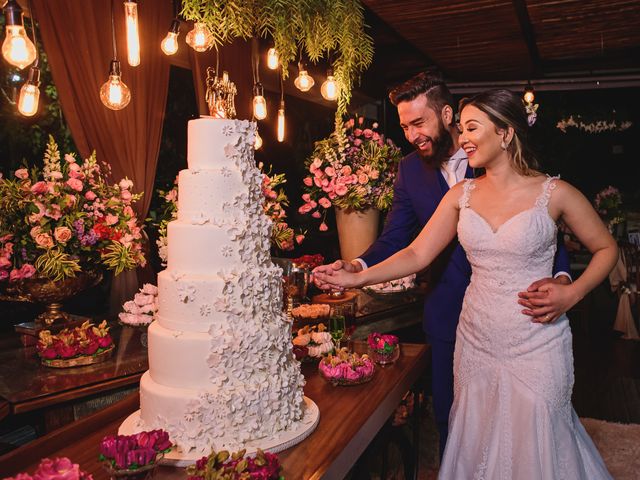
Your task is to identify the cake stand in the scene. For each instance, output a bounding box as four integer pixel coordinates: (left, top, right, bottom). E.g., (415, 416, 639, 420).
(118, 396, 320, 467)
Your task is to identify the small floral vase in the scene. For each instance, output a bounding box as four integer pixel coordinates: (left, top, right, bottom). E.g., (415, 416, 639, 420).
(368, 344, 400, 365)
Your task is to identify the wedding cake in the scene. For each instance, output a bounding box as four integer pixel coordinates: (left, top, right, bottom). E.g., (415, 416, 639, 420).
(134, 118, 311, 456)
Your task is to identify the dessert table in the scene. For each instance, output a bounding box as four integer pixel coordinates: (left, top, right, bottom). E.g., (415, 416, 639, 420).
(0, 342, 430, 480)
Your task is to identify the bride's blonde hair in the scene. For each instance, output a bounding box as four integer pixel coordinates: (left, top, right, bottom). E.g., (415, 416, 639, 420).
(459, 90, 539, 176)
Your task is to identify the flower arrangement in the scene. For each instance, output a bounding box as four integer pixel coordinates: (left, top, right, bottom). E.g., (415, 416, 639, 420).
(153, 163, 303, 265)
(556, 115, 633, 134)
(118, 283, 158, 326)
(290, 253, 325, 270)
(0, 136, 146, 283)
(367, 332, 400, 365)
(186, 448, 284, 480)
(594, 185, 625, 227)
(99, 430, 172, 472)
(36, 320, 114, 361)
(4, 457, 93, 480)
(298, 118, 403, 231)
(292, 323, 334, 360)
(318, 347, 375, 385)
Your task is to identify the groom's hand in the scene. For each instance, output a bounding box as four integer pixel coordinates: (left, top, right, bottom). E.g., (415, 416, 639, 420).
(312, 260, 362, 290)
(518, 276, 572, 323)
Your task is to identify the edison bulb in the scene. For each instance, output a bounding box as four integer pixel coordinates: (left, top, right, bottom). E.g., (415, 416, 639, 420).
(267, 48, 278, 70)
(186, 23, 213, 52)
(277, 104, 285, 142)
(255, 131, 263, 150)
(17, 82, 39, 116)
(294, 70, 314, 92)
(2, 25, 37, 69)
(253, 95, 267, 120)
(524, 89, 535, 104)
(161, 31, 179, 55)
(321, 74, 338, 101)
(124, 2, 140, 67)
(100, 75, 131, 110)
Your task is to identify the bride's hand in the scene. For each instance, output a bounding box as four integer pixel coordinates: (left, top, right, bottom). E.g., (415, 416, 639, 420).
(312, 268, 363, 290)
(518, 280, 580, 323)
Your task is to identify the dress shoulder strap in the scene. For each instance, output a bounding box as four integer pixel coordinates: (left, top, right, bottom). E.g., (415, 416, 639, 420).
(535, 175, 560, 208)
(458, 178, 476, 209)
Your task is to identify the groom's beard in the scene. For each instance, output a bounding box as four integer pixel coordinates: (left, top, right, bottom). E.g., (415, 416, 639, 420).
(415, 120, 453, 168)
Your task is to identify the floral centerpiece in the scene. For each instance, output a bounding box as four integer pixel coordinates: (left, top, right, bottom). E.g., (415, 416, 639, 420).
(318, 347, 375, 386)
(298, 118, 403, 231)
(152, 163, 303, 265)
(4, 457, 93, 480)
(0, 136, 146, 284)
(186, 449, 284, 480)
(36, 320, 114, 367)
(594, 186, 624, 229)
(290, 253, 325, 270)
(99, 430, 172, 475)
(367, 332, 400, 365)
(118, 283, 158, 327)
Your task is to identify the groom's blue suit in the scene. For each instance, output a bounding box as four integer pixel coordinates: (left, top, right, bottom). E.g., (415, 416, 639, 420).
(359, 150, 571, 455)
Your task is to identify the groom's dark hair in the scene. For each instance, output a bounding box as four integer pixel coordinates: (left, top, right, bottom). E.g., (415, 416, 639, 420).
(388, 69, 454, 125)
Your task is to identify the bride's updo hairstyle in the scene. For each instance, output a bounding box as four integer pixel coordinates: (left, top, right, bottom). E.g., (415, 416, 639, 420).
(459, 89, 538, 176)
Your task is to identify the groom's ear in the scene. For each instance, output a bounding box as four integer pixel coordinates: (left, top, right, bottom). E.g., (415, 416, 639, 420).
(441, 105, 454, 127)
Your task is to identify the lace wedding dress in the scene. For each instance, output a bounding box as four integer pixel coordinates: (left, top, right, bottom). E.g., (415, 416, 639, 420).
(438, 177, 612, 479)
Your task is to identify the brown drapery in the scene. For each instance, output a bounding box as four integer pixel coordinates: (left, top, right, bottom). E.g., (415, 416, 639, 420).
(31, 0, 172, 219)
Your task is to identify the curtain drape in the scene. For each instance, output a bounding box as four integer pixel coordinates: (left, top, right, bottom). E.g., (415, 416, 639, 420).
(31, 0, 172, 219)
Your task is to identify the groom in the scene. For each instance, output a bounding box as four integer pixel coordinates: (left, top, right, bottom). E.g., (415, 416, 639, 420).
(313, 70, 571, 458)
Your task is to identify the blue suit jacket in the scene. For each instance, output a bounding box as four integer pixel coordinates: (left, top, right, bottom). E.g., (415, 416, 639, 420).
(360, 151, 571, 342)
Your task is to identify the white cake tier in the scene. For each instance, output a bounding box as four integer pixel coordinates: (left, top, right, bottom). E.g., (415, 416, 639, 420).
(148, 320, 296, 390)
(166, 220, 271, 274)
(156, 266, 284, 334)
(177, 168, 246, 222)
(139, 368, 305, 453)
(187, 117, 255, 170)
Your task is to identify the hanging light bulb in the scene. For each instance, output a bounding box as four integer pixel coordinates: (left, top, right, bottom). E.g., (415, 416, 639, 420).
(100, 60, 131, 110)
(17, 65, 40, 116)
(267, 47, 278, 70)
(252, 82, 267, 120)
(523, 83, 535, 104)
(123, 1, 140, 67)
(294, 62, 314, 92)
(186, 22, 213, 52)
(320, 68, 338, 101)
(277, 100, 285, 142)
(161, 19, 180, 55)
(1, 0, 37, 70)
(254, 129, 263, 150)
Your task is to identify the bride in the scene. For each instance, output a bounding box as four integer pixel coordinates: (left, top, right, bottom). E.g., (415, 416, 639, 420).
(314, 89, 616, 479)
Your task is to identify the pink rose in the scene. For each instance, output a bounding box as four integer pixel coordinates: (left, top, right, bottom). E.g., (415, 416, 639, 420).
(65, 178, 83, 192)
(120, 190, 132, 202)
(318, 197, 331, 208)
(363, 128, 373, 138)
(68, 170, 85, 180)
(68, 163, 81, 173)
(0, 257, 11, 268)
(319, 222, 328, 232)
(35, 233, 54, 249)
(328, 192, 337, 200)
(295, 234, 305, 244)
(30, 181, 48, 194)
(141, 283, 158, 295)
(353, 138, 362, 146)
(369, 169, 380, 180)
(358, 173, 369, 185)
(19, 263, 36, 279)
(10, 268, 23, 281)
(325, 166, 336, 177)
(33, 457, 82, 480)
(134, 292, 154, 307)
(303, 177, 313, 187)
(301, 193, 311, 203)
(105, 214, 118, 226)
(30, 226, 42, 238)
(311, 211, 321, 218)
(84, 190, 97, 201)
(354, 128, 363, 137)
(335, 184, 348, 196)
(340, 166, 352, 176)
(14, 168, 29, 179)
(54, 227, 72, 243)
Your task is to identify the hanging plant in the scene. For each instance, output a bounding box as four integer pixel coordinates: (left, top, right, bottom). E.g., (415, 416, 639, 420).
(180, 0, 374, 117)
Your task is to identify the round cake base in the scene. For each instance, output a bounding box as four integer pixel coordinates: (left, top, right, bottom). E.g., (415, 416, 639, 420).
(118, 396, 320, 467)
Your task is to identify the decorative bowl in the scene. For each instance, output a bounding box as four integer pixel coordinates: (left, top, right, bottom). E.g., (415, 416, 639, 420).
(368, 345, 400, 365)
(40, 345, 115, 368)
(318, 350, 375, 386)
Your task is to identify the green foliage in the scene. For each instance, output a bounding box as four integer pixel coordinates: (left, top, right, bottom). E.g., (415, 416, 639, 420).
(34, 248, 81, 282)
(101, 243, 139, 276)
(180, 0, 374, 117)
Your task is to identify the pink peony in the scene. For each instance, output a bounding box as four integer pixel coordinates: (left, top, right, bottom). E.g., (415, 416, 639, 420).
(84, 190, 96, 201)
(319, 222, 328, 232)
(54, 227, 72, 244)
(303, 176, 313, 187)
(65, 178, 83, 192)
(318, 197, 331, 208)
(15, 168, 29, 179)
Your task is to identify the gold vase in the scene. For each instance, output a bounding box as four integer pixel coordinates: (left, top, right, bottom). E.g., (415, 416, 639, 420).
(334, 207, 380, 261)
(5, 272, 102, 325)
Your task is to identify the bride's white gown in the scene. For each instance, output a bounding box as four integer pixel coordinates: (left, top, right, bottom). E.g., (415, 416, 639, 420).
(438, 177, 612, 479)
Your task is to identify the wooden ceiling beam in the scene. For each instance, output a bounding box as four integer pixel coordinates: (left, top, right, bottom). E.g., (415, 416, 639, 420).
(512, 0, 541, 78)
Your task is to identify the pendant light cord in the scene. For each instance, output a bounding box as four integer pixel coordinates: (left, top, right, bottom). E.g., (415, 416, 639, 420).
(26, 0, 38, 67)
(111, 0, 118, 61)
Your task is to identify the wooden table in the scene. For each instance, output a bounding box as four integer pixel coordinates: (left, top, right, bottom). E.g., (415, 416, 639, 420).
(0, 342, 429, 480)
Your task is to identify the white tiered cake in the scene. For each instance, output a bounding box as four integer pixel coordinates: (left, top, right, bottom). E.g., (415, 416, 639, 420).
(122, 118, 317, 460)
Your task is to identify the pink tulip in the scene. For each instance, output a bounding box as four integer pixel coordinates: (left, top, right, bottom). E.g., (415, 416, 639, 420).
(298, 203, 313, 215)
(301, 193, 311, 203)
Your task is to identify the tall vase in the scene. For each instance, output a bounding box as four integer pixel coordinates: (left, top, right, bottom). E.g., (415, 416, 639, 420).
(334, 207, 380, 261)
